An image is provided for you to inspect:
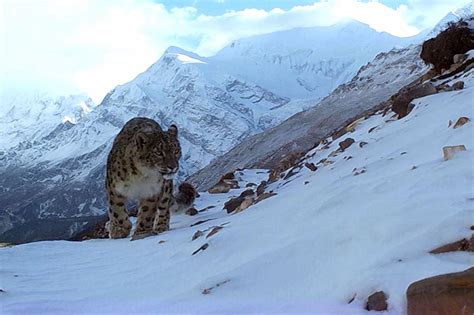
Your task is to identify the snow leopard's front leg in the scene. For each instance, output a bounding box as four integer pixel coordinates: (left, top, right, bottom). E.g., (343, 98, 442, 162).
(153, 179, 173, 234)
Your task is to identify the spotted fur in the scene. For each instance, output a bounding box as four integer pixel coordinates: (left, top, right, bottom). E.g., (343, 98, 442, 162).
(105, 117, 181, 239)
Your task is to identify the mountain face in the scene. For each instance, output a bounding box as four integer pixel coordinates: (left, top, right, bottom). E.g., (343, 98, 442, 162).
(0, 21, 417, 243)
(188, 44, 428, 190)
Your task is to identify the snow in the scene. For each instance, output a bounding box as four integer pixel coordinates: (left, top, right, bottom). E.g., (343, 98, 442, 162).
(1, 65, 473, 314)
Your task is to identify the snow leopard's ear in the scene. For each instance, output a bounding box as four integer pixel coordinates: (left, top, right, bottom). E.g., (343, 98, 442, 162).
(135, 132, 148, 149)
(168, 124, 178, 138)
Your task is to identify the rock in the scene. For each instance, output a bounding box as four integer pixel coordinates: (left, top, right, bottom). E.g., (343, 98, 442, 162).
(185, 207, 198, 216)
(339, 138, 355, 151)
(406, 267, 474, 315)
(366, 291, 388, 311)
(192, 230, 203, 241)
(208, 184, 231, 194)
(328, 149, 341, 157)
(345, 117, 365, 132)
(392, 83, 437, 118)
(255, 192, 277, 204)
(246, 182, 256, 187)
(304, 181, 309, 185)
(304, 162, 317, 172)
(192, 243, 209, 255)
(256, 181, 267, 196)
(220, 172, 235, 180)
(331, 127, 348, 140)
(442, 145, 466, 161)
(283, 166, 301, 180)
(420, 22, 474, 73)
(224, 196, 244, 213)
(240, 189, 254, 198)
(452, 81, 464, 91)
(420, 68, 438, 82)
(359, 141, 368, 148)
(453, 53, 467, 64)
(368, 126, 377, 133)
(430, 235, 474, 254)
(453, 117, 470, 129)
(206, 226, 223, 238)
(448, 119, 453, 127)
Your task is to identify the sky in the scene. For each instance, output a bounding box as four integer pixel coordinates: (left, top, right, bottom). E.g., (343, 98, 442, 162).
(0, 0, 472, 104)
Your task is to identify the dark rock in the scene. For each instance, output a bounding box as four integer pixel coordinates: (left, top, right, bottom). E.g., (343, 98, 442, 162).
(254, 192, 277, 204)
(366, 291, 388, 311)
(185, 208, 198, 216)
(339, 138, 355, 151)
(304, 162, 317, 172)
(420, 22, 474, 73)
(224, 196, 245, 214)
(407, 267, 474, 315)
(368, 126, 377, 133)
(206, 226, 223, 238)
(240, 189, 254, 198)
(392, 83, 437, 118)
(359, 141, 368, 148)
(192, 243, 209, 255)
(452, 81, 464, 91)
(246, 182, 256, 187)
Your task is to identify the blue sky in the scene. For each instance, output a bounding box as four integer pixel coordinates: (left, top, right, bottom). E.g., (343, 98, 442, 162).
(1, 0, 472, 103)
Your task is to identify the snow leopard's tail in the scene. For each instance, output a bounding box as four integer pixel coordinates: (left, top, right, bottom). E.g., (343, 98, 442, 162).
(170, 182, 197, 214)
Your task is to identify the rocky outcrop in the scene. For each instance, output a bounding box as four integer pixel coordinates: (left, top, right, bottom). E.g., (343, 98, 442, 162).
(420, 21, 474, 73)
(406, 267, 474, 315)
(430, 235, 474, 253)
(443, 145, 467, 161)
(391, 83, 437, 118)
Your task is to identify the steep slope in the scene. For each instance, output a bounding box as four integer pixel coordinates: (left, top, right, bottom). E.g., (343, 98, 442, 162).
(189, 44, 427, 190)
(0, 21, 414, 243)
(1, 62, 472, 314)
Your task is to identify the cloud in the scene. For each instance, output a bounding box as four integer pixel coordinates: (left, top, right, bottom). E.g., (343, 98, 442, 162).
(0, 0, 468, 103)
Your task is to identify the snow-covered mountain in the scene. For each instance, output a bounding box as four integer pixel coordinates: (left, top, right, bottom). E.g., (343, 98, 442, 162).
(0, 93, 95, 150)
(0, 20, 417, 243)
(1, 60, 472, 314)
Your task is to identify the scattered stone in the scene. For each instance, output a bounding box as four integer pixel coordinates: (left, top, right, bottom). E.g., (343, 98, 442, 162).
(283, 166, 302, 180)
(442, 145, 466, 161)
(256, 181, 267, 196)
(185, 207, 198, 216)
(0, 289, 5, 293)
(246, 182, 256, 187)
(448, 119, 453, 127)
(158, 240, 166, 244)
(366, 291, 388, 311)
(192, 243, 209, 255)
(221, 172, 235, 180)
(202, 279, 230, 295)
(348, 294, 356, 304)
(317, 158, 327, 165)
(329, 149, 341, 157)
(304, 181, 309, 185)
(322, 159, 334, 166)
(368, 126, 377, 133)
(199, 205, 215, 212)
(352, 168, 367, 176)
(411, 166, 417, 170)
(406, 267, 474, 315)
(339, 138, 355, 151)
(190, 218, 215, 227)
(400, 151, 407, 155)
(344, 156, 353, 160)
(453, 116, 470, 129)
(452, 81, 464, 90)
(206, 226, 223, 238)
(429, 235, 474, 254)
(359, 141, 368, 148)
(254, 192, 277, 204)
(453, 53, 467, 64)
(304, 162, 317, 172)
(208, 172, 240, 193)
(240, 189, 254, 197)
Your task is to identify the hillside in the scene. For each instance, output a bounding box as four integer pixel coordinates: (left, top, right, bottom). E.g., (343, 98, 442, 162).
(1, 57, 473, 314)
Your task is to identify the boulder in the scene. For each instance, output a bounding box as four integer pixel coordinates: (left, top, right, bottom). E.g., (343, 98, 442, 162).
(453, 117, 470, 129)
(392, 83, 437, 118)
(442, 145, 466, 161)
(254, 192, 277, 204)
(256, 181, 267, 196)
(304, 162, 317, 172)
(224, 196, 244, 213)
(452, 81, 464, 91)
(366, 291, 388, 311)
(185, 208, 198, 216)
(339, 138, 355, 151)
(420, 22, 474, 73)
(407, 267, 474, 315)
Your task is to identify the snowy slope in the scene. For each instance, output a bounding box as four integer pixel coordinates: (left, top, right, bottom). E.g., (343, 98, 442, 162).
(1, 58, 473, 314)
(0, 21, 416, 243)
